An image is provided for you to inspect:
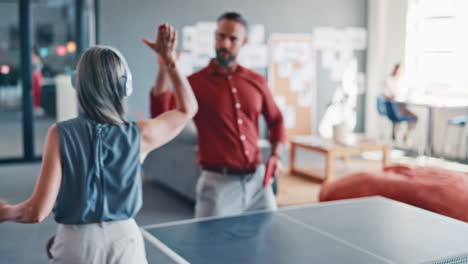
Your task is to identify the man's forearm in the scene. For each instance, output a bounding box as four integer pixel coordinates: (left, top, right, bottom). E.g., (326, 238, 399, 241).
(152, 68, 170, 97)
(166, 60, 198, 116)
(271, 142, 283, 157)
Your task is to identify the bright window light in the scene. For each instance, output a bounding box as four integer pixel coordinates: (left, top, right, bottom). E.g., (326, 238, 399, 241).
(405, 0, 468, 98)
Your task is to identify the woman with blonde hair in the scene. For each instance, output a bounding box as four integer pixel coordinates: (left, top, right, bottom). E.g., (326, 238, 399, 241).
(0, 23, 197, 263)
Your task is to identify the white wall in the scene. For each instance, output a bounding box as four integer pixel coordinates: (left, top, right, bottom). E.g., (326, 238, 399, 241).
(365, 0, 408, 139)
(384, 0, 408, 74)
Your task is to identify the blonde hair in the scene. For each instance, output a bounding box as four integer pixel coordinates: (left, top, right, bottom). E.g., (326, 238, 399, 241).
(75, 46, 128, 125)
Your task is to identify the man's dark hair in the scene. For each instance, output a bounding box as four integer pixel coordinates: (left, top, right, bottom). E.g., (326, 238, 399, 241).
(217, 12, 248, 30)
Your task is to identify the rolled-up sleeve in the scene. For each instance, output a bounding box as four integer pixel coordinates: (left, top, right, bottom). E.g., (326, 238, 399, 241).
(259, 78, 286, 143)
(149, 89, 176, 118)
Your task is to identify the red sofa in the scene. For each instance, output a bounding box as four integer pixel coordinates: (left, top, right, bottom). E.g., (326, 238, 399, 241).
(319, 165, 468, 222)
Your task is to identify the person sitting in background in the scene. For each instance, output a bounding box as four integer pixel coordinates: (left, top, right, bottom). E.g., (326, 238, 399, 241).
(0, 23, 197, 263)
(384, 63, 418, 143)
(32, 47, 44, 116)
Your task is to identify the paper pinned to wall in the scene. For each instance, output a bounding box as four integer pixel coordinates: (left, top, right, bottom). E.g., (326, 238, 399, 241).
(314, 26, 367, 83)
(314, 27, 338, 50)
(274, 96, 286, 110)
(322, 49, 336, 69)
(191, 45, 212, 68)
(237, 54, 251, 68)
(291, 62, 315, 82)
(249, 24, 265, 45)
(298, 94, 313, 107)
(345, 27, 367, 50)
(182, 26, 196, 51)
(332, 32, 349, 52)
(272, 41, 312, 63)
(195, 22, 216, 40)
(330, 48, 354, 81)
(290, 75, 304, 92)
(268, 34, 316, 135)
(314, 27, 367, 51)
(238, 44, 268, 68)
(297, 42, 311, 63)
(178, 52, 194, 76)
(274, 96, 297, 128)
(314, 27, 364, 83)
(191, 22, 216, 67)
(297, 84, 313, 107)
(278, 62, 293, 78)
(272, 42, 286, 62)
(285, 42, 309, 62)
(250, 45, 268, 68)
(331, 61, 347, 82)
(284, 105, 296, 129)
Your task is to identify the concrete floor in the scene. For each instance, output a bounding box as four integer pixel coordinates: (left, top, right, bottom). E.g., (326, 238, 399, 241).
(0, 111, 54, 159)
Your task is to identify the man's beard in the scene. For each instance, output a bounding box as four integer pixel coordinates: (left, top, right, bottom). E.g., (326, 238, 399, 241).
(215, 48, 236, 67)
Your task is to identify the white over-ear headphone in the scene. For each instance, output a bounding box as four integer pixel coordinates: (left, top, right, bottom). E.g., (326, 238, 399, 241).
(71, 46, 133, 97)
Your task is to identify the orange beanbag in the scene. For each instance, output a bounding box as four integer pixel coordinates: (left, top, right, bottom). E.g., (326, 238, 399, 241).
(319, 165, 468, 222)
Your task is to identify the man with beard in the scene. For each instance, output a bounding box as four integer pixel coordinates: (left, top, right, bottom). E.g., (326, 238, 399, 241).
(148, 12, 285, 218)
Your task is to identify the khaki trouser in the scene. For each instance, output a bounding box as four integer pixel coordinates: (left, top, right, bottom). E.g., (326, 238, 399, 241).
(195, 165, 278, 218)
(48, 218, 147, 264)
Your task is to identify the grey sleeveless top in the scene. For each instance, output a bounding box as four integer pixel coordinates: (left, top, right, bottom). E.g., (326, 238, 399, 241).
(53, 114, 142, 224)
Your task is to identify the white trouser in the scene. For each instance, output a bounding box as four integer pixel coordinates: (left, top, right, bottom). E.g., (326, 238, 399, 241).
(195, 164, 278, 218)
(49, 218, 147, 264)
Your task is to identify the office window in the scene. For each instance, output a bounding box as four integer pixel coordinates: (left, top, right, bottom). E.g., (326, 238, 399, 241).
(405, 0, 468, 98)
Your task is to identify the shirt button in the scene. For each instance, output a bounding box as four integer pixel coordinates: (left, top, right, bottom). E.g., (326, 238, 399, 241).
(238, 119, 243, 125)
(240, 135, 246, 141)
(232, 88, 237, 93)
(235, 103, 241, 109)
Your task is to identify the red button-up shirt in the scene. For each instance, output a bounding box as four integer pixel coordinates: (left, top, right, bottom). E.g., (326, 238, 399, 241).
(150, 59, 286, 170)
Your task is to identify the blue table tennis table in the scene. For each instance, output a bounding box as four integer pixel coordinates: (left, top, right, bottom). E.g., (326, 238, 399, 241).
(141, 196, 468, 264)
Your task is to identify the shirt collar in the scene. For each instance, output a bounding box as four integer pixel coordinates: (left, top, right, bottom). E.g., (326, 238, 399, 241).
(205, 58, 248, 77)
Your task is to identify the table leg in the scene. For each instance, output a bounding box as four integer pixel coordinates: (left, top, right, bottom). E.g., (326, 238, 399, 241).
(382, 146, 390, 168)
(290, 143, 296, 173)
(341, 155, 350, 164)
(325, 152, 334, 181)
(427, 106, 434, 156)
